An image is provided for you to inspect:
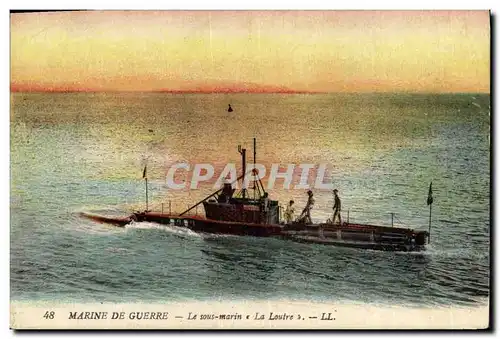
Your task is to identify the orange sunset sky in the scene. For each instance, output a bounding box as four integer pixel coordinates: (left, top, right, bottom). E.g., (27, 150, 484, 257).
(10, 10, 490, 93)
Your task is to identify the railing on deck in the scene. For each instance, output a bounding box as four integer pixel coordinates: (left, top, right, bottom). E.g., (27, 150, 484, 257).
(143, 200, 203, 217)
(277, 203, 409, 228)
(342, 208, 410, 228)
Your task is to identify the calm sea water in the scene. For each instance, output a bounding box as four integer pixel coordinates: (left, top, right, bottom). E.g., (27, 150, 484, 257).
(10, 92, 490, 306)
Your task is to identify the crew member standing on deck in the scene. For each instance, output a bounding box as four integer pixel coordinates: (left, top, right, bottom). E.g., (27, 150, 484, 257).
(262, 192, 269, 212)
(332, 189, 342, 225)
(284, 200, 295, 224)
(299, 190, 315, 224)
(260, 192, 270, 223)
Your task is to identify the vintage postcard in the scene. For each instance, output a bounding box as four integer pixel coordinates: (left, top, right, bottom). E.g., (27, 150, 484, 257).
(9, 9, 490, 330)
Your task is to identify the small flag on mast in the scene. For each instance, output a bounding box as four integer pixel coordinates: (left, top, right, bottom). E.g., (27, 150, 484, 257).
(427, 182, 433, 205)
(142, 165, 147, 179)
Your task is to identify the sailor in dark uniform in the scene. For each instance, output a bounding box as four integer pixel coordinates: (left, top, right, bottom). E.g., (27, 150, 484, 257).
(332, 189, 342, 225)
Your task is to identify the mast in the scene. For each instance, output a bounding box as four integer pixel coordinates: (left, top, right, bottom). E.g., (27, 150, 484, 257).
(427, 182, 433, 244)
(250, 137, 266, 199)
(238, 145, 247, 199)
(253, 137, 256, 200)
(145, 177, 149, 211)
(142, 165, 148, 211)
(253, 137, 256, 167)
(428, 203, 432, 243)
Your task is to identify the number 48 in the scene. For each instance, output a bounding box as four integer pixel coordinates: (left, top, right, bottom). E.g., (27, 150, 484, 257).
(43, 311, 55, 319)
